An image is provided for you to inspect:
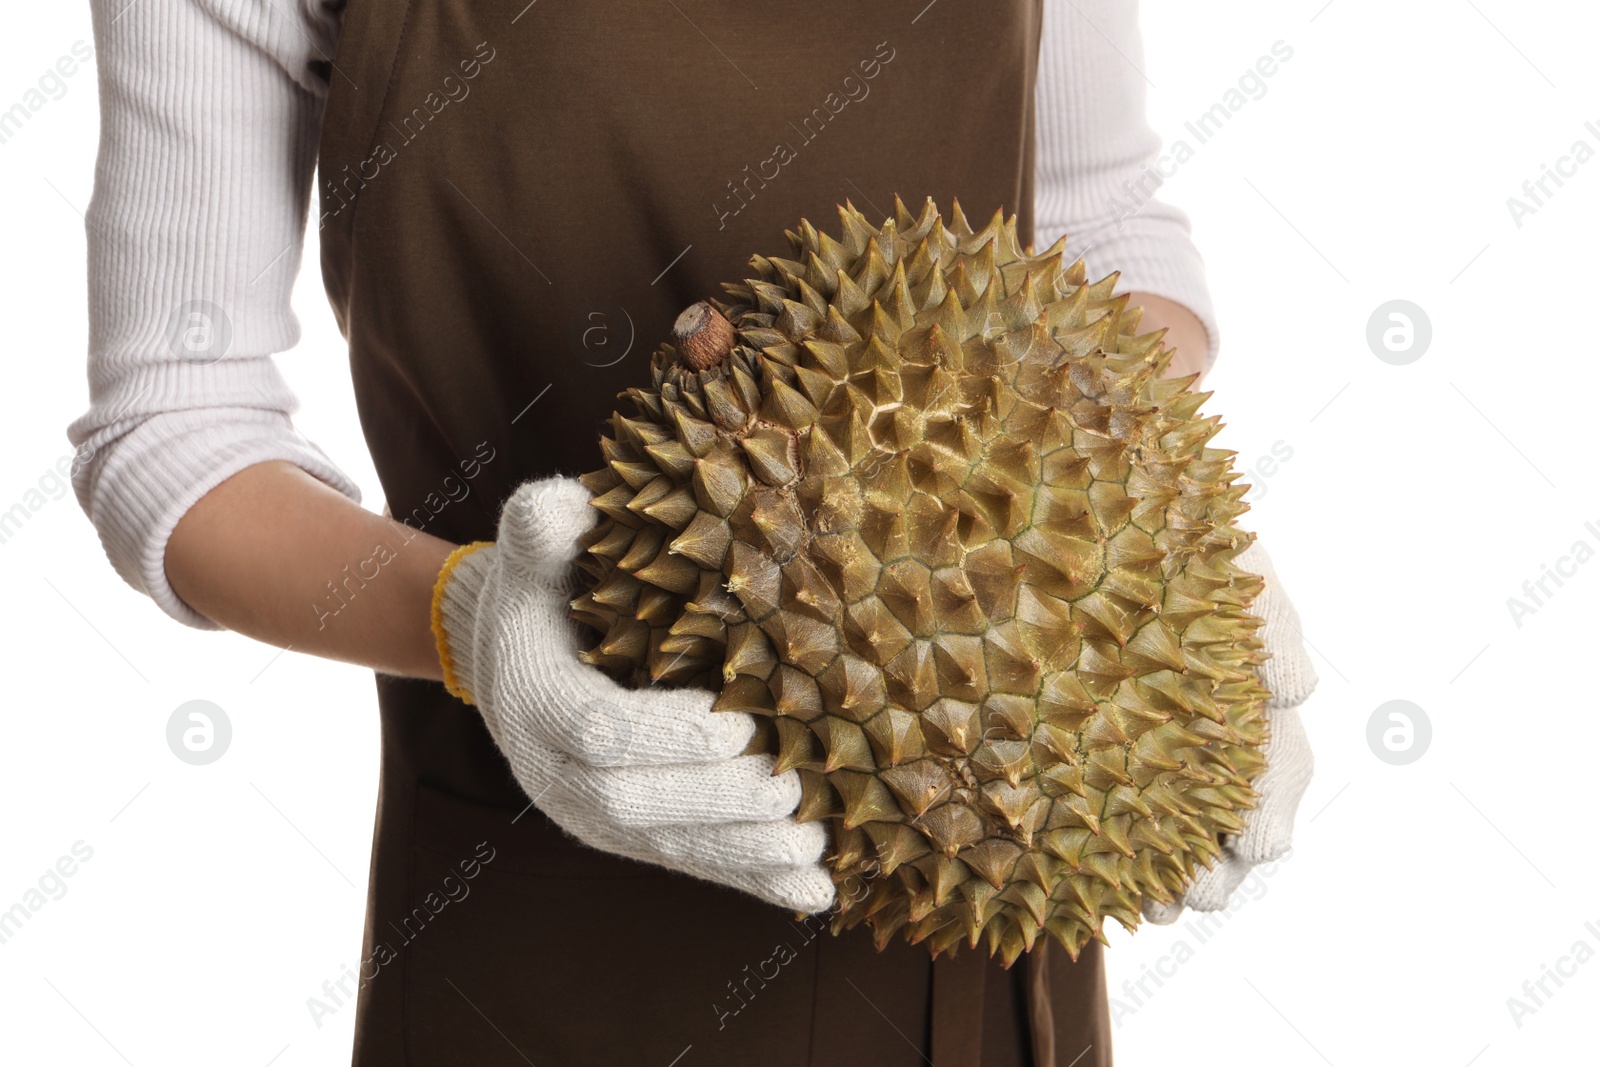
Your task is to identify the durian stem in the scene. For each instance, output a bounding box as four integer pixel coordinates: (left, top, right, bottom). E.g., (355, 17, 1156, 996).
(673, 301, 734, 371)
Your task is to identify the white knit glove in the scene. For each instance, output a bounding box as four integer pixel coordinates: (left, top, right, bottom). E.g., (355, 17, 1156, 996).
(1142, 539, 1316, 923)
(433, 476, 835, 913)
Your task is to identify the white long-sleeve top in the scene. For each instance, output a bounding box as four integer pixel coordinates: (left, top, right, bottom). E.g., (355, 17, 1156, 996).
(69, 0, 1218, 630)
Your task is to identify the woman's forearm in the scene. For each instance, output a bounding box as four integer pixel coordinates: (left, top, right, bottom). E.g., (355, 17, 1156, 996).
(166, 460, 455, 680)
(1128, 291, 1210, 383)
(162, 294, 1203, 682)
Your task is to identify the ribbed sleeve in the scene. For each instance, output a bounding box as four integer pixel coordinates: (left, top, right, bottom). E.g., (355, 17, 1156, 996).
(68, 0, 358, 630)
(1034, 0, 1221, 368)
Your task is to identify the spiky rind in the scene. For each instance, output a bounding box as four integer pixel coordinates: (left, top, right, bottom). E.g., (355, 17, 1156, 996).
(573, 196, 1272, 966)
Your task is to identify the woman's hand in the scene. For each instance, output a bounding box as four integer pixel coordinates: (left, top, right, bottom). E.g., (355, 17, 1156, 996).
(1142, 540, 1317, 922)
(433, 478, 836, 914)
(1119, 294, 1316, 920)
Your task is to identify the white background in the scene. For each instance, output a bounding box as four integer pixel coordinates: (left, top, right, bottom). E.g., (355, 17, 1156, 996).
(2, 1, 1596, 1064)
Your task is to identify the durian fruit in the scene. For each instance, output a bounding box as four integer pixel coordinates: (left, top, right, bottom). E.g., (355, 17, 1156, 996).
(571, 197, 1272, 966)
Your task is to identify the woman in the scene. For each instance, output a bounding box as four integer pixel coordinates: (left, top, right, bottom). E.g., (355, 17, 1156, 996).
(71, 1, 1315, 1063)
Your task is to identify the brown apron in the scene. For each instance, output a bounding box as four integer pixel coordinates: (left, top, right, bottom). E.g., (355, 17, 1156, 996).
(316, 2, 1111, 1063)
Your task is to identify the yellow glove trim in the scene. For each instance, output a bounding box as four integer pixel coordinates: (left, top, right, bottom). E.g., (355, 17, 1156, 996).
(431, 540, 494, 705)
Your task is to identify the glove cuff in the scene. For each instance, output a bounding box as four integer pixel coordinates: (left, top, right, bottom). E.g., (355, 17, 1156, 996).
(431, 540, 495, 705)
